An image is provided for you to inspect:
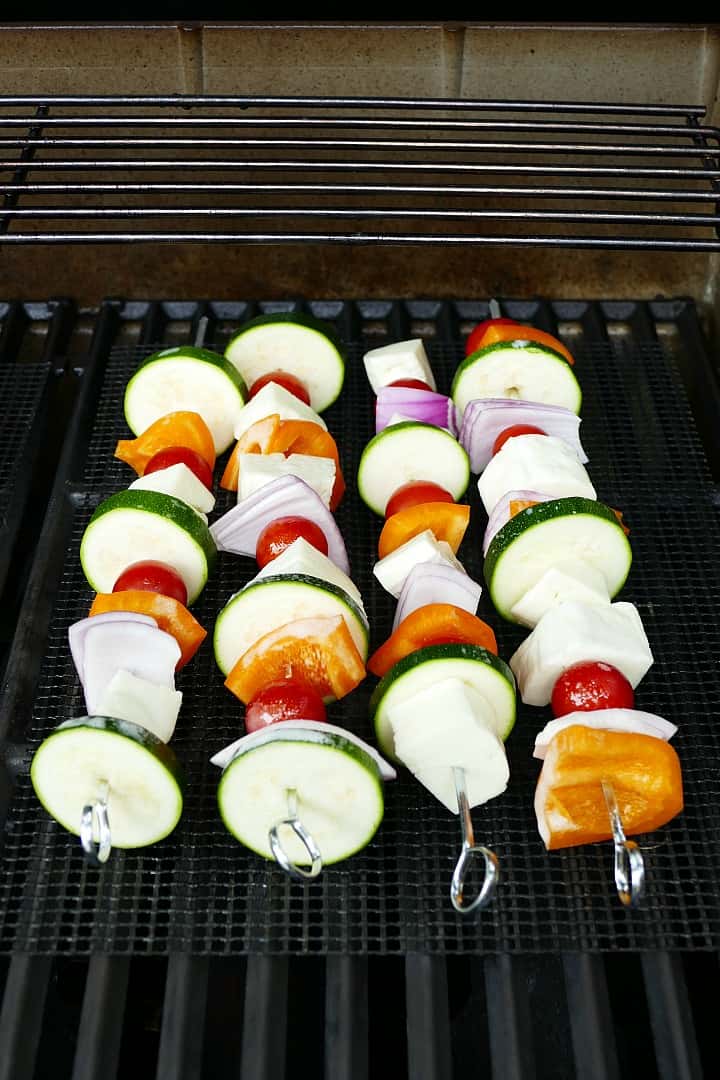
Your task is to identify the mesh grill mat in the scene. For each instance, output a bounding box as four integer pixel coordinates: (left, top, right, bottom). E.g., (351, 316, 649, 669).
(1, 299, 720, 955)
(0, 363, 50, 500)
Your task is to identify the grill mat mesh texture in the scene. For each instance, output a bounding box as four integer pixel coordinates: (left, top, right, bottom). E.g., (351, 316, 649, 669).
(1, 298, 719, 955)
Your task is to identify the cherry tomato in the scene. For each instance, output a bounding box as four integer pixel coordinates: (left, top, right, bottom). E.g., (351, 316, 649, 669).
(385, 480, 455, 519)
(465, 317, 518, 356)
(255, 515, 329, 567)
(387, 378, 433, 391)
(144, 445, 214, 491)
(112, 560, 188, 606)
(492, 424, 547, 456)
(551, 661, 635, 718)
(248, 370, 311, 405)
(245, 679, 327, 732)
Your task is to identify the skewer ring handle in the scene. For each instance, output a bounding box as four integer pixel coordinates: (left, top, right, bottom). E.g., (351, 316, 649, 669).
(80, 787, 112, 867)
(269, 816, 323, 882)
(614, 838, 645, 908)
(450, 843, 500, 915)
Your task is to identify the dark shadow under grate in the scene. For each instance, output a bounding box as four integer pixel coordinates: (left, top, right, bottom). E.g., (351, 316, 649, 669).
(1, 298, 719, 955)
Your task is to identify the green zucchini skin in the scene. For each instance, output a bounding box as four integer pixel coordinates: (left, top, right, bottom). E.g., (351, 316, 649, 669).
(484, 496, 632, 622)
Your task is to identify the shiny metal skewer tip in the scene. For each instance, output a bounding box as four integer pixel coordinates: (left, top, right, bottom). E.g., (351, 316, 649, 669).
(450, 767, 500, 915)
(602, 780, 646, 908)
(80, 780, 112, 867)
(194, 314, 209, 348)
(268, 788, 323, 883)
(488, 298, 502, 319)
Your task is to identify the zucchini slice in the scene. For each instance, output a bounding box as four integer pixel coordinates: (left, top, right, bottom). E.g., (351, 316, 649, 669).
(217, 725, 384, 865)
(213, 573, 369, 676)
(452, 341, 582, 420)
(80, 490, 217, 606)
(357, 421, 470, 516)
(484, 497, 632, 623)
(31, 716, 184, 849)
(124, 346, 247, 454)
(370, 643, 516, 760)
(225, 313, 345, 413)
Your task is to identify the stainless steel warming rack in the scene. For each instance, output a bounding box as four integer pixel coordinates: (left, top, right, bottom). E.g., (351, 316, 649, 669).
(0, 95, 718, 248)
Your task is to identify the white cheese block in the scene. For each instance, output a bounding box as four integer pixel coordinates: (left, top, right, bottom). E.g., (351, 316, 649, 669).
(237, 452, 336, 507)
(389, 678, 509, 813)
(253, 536, 364, 611)
(232, 381, 327, 440)
(373, 530, 465, 599)
(129, 462, 215, 515)
(509, 559, 611, 628)
(510, 600, 654, 707)
(363, 339, 437, 394)
(96, 669, 183, 743)
(477, 434, 596, 515)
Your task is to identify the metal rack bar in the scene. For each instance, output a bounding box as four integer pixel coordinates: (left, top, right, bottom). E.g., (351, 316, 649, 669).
(641, 954, 703, 1080)
(0, 955, 52, 1080)
(404, 955, 452, 1080)
(155, 955, 210, 1080)
(71, 956, 130, 1080)
(324, 957, 368, 1080)
(240, 957, 289, 1080)
(563, 955, 620, 1080)
(484, 956, 537, 1080)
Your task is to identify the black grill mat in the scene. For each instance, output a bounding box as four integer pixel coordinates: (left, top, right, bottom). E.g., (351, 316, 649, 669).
(2, 298, 720, 955)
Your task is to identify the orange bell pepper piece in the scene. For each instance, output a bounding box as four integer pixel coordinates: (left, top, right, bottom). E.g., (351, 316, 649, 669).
(368, 603, 497, 678)
(475, 323, 575, 366)
(224, 615, 365, 704)
(378, 502, 470, 560)
(535, 725, 683, 850)
(115, 411, 216, 476)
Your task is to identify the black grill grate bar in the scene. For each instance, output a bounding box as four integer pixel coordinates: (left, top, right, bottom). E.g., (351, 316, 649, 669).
(562, 955, 621, 1080)
(484, 956, 537, 1080)
(324, 957, 368, 1080)
(0, 302, 29, 363)
(641, 954, 704, 1080)
(155, 955, 210, 1080)
(405, 955, 452, 1080)
(240, 957, 289, 1080)
(0, 955, 52, 1080)
(71, 955, 130, 1080)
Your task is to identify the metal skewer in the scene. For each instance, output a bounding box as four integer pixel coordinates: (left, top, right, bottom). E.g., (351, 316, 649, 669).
(450, 767, 500, 914)
(80, 780, 112, 867)
(602, 780, 646, 908)
(194, 313, 209, 348)
(488, 297, 502, 319)
(268, 788, 323, 882)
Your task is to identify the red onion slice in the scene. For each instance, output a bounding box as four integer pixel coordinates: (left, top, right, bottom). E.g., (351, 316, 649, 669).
(78, 620, 181, 716)
(69, 612, 158, 685)
(483, 490, 553, 556)
(533, 708, 678, 760)
(393, 562, 482, 631)
(375, 386, 457, 436)
(210, 473, 350, 575)
(460, 398, 587, 474)
(210, 720, 397, 781)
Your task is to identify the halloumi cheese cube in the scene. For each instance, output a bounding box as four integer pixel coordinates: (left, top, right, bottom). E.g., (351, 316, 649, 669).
(130, 462, 215, 515)
(509, 560, 611, 628)
(233, 382, 327, 441)
(478, 434, 596, 516)
(237, 452, 336, 506)
(373, 529, 465, 599)
(96, 669, 182, 743)
(253, 537, 364, 611)
(510, 600, 653, 706)
(363, 339, 437, 394)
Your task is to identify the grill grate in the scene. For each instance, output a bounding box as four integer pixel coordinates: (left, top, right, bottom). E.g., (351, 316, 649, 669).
(0, 96, 718, 248)
(1, 298, 720, 956)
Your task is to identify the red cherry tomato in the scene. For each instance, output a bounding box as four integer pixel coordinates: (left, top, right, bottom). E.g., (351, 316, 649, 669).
(245, 679, 327, 732)
(112, 560, 188, 606)
(492, 424, 547, 456)
(255, 515, 329, 568)
(387, 378, 433, 391)
(551, 661, 635, 718)
(465, 318, 518, 356)
(385, 480, 455, 519)
(248, 370, 311, 406)
(144, 446, 214, 491)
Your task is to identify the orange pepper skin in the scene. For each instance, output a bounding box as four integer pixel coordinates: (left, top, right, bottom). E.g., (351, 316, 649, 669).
(368, 603, 497, 678)
(115, 411, 216, 476)
(378, 502, 470, 559)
